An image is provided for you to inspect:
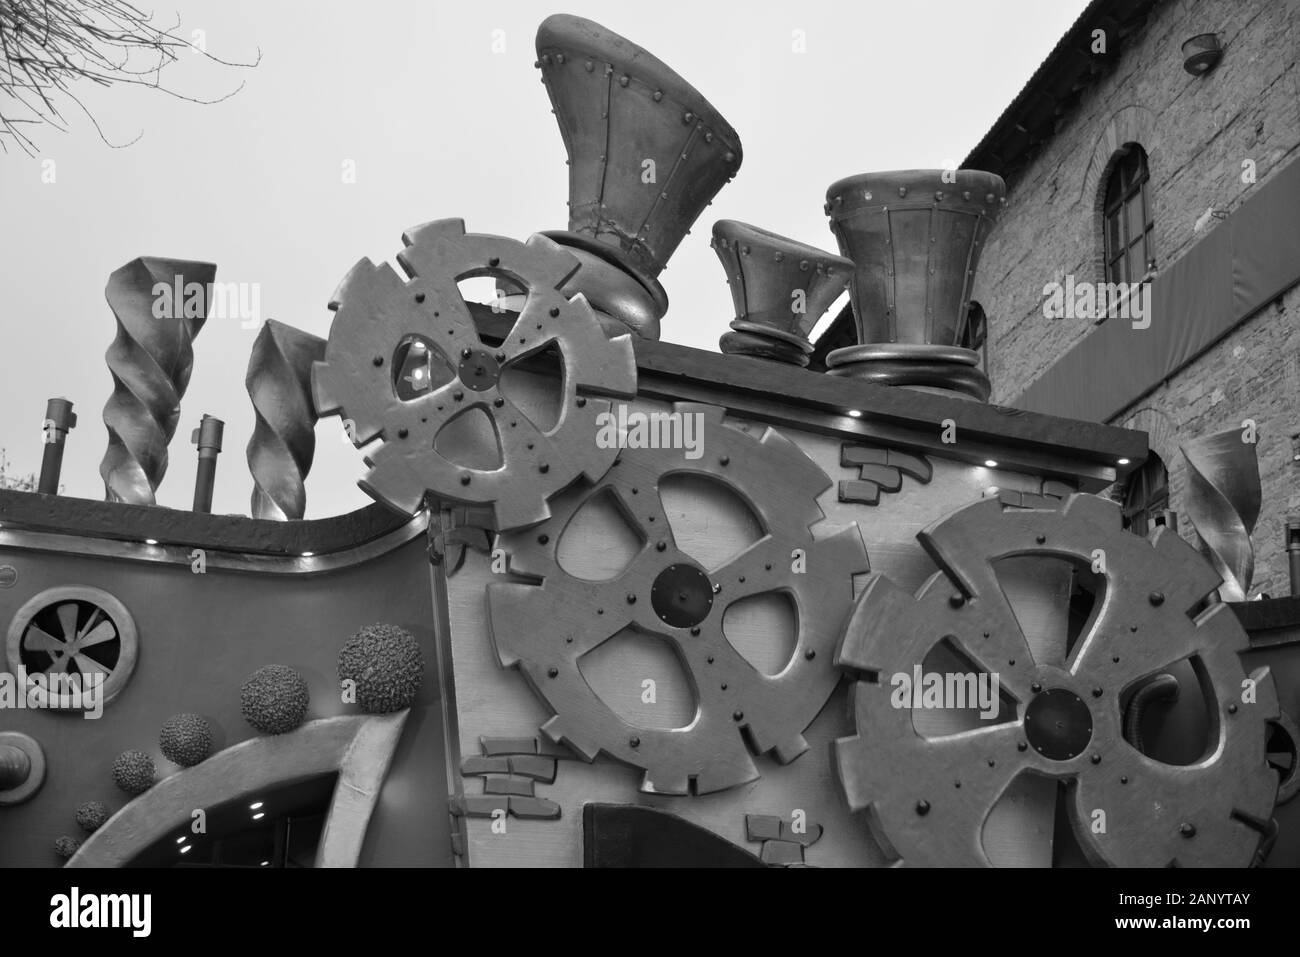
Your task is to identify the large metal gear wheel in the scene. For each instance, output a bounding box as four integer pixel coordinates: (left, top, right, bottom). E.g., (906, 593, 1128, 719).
(488, 404, 868, 794)
(313, 218, 637, 529)
(835, 493, 1278, 867)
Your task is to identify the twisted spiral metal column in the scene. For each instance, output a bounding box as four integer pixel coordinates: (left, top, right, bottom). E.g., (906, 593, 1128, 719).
(245, 320, 325, 520)
(1181, 428, 1262, 601)
(99, 258, 214, 505)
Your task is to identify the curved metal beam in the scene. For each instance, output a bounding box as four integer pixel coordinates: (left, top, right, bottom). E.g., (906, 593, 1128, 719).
(67, 712, 408, 868)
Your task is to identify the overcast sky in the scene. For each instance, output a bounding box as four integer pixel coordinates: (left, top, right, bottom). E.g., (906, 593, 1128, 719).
(0, 0, 1087, 519)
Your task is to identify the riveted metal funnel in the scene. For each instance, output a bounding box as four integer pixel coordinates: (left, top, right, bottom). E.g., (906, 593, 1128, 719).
(536, 14, 742, 338)
(826, 169, 1004, 346)
(824, 169, 1004, 399)
(712, 220, 852, 367)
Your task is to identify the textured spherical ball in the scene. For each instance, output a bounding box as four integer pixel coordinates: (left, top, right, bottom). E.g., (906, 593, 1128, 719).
(112, 750, 155, 796)
(240, 664, 310, 734)
(54, 836, 81, 860)
(159, 713, 213, 767)
(75, 800, 109, 833)
(338, 624, 425, 714)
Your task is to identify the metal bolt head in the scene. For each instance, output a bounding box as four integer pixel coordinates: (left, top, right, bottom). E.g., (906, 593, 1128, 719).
(1179, 822, 1197, 838)
(1149, 591, 1165, 606)
(915, 799, 930, 816)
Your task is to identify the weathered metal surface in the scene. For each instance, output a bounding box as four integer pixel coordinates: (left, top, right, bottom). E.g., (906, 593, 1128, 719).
(245, 320, 327, 521)
(536, 14, 742, 279)
(825, 169, 1004, 347)
(313, 219, 636, 530)
(835, 494, 1278, 867)
(823, 170, 1002, 399)
(488, 403, 867, 794)
(99, 258, 214, 504)
(535, 14, 742, 338)
(712, 220, 853, 366)
(1181, 428, 1262, 601)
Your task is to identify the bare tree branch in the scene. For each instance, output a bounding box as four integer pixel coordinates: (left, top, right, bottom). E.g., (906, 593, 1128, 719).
(0, 0, 260, 155)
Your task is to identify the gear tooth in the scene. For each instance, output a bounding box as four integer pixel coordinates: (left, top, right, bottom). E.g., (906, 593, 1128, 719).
(541, 715, 598, 762)
(836, 573, 912, 671)
(640, 768, 692, 796)
(768, 732, 809, 765)
(524, 231, 582, 288)
(832, 733, 870, 812)
(492, 493, 551, 534)
(817, 523, 870, 574)
(760, 426, 835, 504)
(311, 361, 343, 416)
(401, 217, 467, 249)
(602, 335, 638, 397)
(358, 464, 424, 516)
(1195, 601, 1252, 653)
(327, 258, 377, 310)
(1151, 525, 1222, 602)
(486, 583, 538, 667)
(686, 754, 757, 795)
(1060, 490, 1120, 527)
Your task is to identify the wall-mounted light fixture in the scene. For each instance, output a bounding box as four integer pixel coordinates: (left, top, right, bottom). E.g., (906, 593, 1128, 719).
(1182, 33, 1224, 76)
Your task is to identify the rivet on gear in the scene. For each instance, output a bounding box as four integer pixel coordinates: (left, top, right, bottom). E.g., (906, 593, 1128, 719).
(488, 403, 868, 795)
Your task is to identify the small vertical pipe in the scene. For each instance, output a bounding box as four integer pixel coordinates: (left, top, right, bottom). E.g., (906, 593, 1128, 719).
(191, 415, 224, 514)
(1286, 517, 1300, 597)
(38, 398, 77, 495)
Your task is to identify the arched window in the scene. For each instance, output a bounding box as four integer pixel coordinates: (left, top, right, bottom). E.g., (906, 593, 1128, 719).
(1121, 452, 1169, 537)
(1103, 145, 1154, 284)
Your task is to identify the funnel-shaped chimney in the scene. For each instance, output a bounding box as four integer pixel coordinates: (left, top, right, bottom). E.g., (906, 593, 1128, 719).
(712, 220, 852, 366)
(824, 170, 1004, 399)
(537, 14, 742, 339)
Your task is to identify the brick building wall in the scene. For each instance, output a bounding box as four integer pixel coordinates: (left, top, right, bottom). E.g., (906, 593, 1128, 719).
(972, 0, 1300, 595)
